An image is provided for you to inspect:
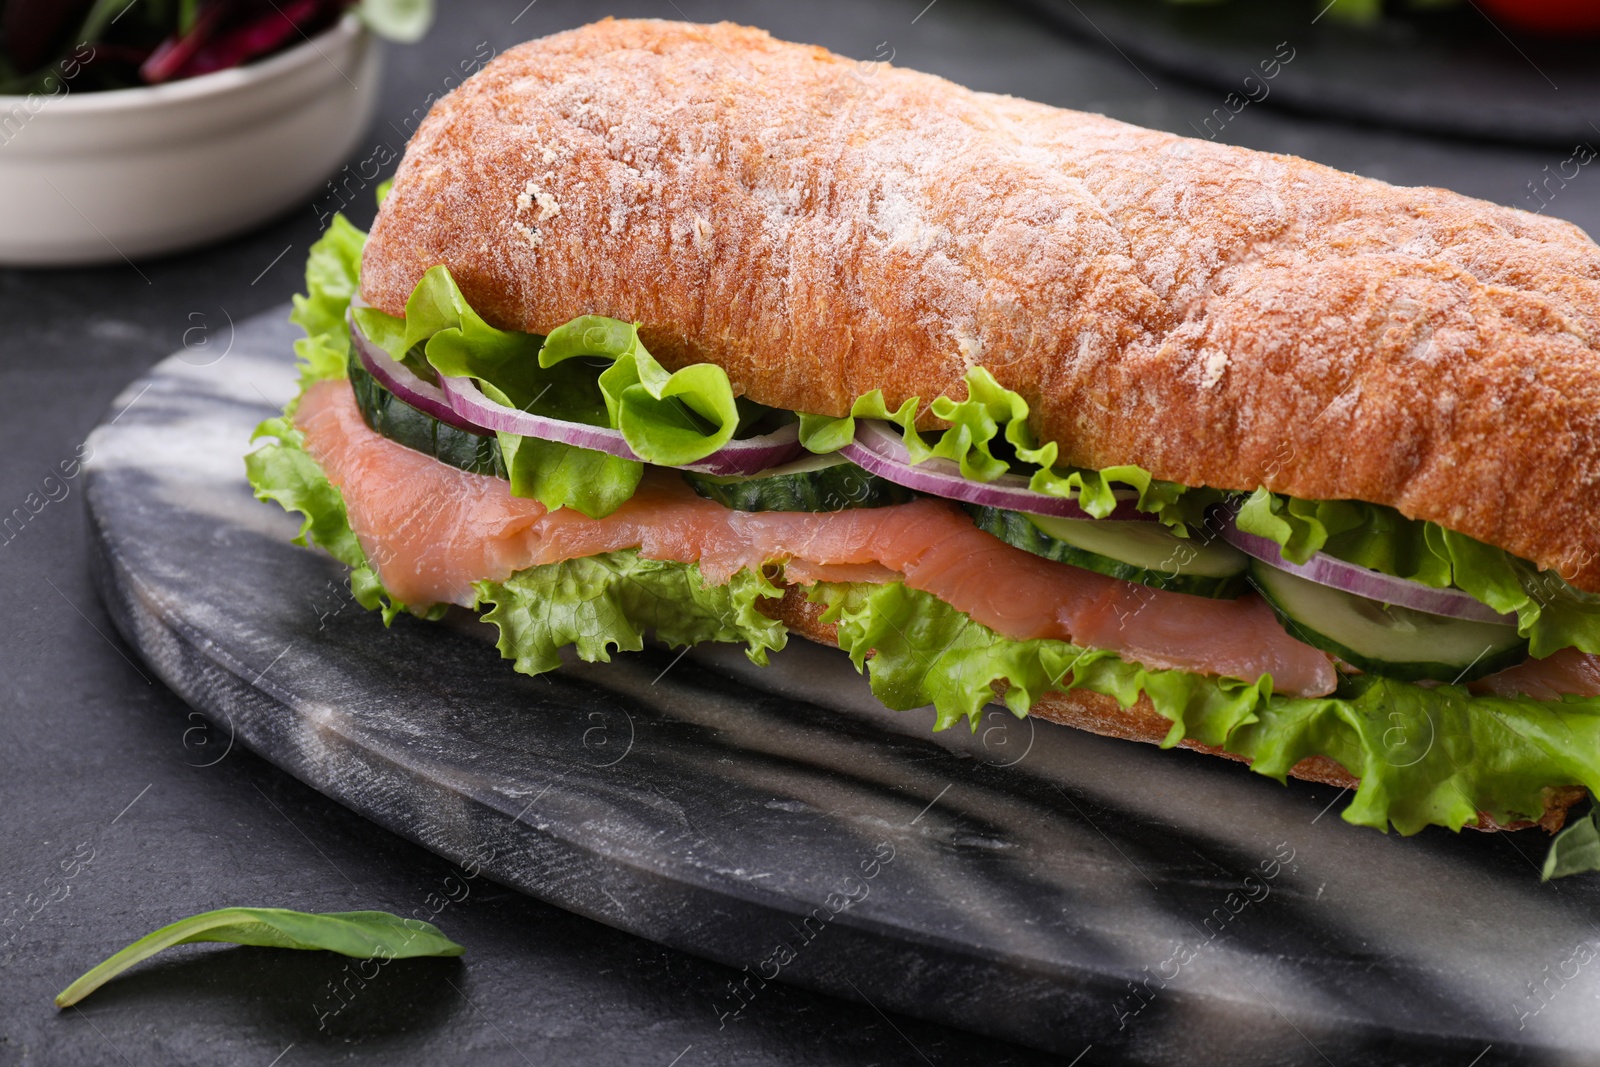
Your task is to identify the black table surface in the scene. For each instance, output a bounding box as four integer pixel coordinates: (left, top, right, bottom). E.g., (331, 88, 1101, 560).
(2, 2, 1595, 1065)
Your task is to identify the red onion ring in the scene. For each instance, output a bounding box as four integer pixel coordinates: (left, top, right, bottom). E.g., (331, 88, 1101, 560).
(1217, 510, 1517, 624)
(349, 318, 484, 432)
(437, 374, 805, 476)
(348, 313, 804, 476)
(437, 373, 641, 461)
(839, 420, 1149, 520)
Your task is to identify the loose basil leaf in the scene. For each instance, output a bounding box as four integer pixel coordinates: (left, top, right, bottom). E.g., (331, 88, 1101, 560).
(55, 908, 462, 1008)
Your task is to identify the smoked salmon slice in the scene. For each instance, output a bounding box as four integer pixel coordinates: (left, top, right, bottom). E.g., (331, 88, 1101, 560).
(296, 378, 1340, 696)
(1473, 646, 1600, 700)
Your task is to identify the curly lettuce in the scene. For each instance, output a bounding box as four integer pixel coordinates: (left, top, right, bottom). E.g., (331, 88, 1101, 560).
(812, 579, 1268, 737)
(474, 551, 786, 675)
(1235, 489, 1600, 658)
(248, 217, 444, 623)
(798, 367, 1213, 532)
(354, 266, 745, 518)
(286, 214, 366, 399)
(814, 580, 1600, 846)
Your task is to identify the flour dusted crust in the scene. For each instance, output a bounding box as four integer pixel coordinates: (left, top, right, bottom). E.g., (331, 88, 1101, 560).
(362, 18, 1600, 589)
(760, 587, 1582, 833)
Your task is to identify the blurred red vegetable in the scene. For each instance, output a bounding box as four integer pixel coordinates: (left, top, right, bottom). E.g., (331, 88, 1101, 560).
(141, 0, 336, 83)
(0, 0, 428, 93)
(1467, 0, 1600, 34)
(138, 1, 229, 84)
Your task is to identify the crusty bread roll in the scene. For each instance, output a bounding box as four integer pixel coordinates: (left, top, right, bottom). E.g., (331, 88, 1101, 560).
(759, 586, 1584, 832)
(362, 18, 1600, 591)
(358, 19, 1596, 830)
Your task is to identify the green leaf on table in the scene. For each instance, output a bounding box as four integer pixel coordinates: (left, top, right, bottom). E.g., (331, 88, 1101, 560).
(55, 907, 463, 1008)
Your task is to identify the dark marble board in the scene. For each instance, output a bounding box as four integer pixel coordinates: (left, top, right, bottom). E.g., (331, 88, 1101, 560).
(84, 307, 1600, 1065)
(1013, 0, 1600, 149)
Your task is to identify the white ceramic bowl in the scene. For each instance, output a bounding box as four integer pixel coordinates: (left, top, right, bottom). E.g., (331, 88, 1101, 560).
(0, 13, 380, 266)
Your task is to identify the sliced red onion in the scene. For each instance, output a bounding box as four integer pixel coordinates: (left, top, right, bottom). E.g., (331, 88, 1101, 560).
(349, 313, 804, 476)
(839, 420, 1149, 520)
(349, 319, 484, 432)
(1217, 512, 1516, 624)
(438, 373, 642, 461)
(437, 371, 805, 477)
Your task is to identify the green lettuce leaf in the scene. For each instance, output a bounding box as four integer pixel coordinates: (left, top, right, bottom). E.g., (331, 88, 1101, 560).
(244, 416, 440, 625)
(1230, 675, 1600, 836)
(542, 315, 742, 466)
(287, 214, 366, 399)
(1235, 488, 1600, 658)
(354, 267, 746, 518)
(814, 581, 1269, 739)
(812, 580, 1600, 844)
(474, 551, 787, 676)
(798, 367, 1210, 531)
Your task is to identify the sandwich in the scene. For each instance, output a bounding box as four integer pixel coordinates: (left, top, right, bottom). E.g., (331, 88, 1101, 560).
(248, 18, 1600, 874)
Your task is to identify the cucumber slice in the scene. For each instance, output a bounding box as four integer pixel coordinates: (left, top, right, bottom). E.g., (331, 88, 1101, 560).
(966, 506, 1249, 598)
(1247, 560, 1528, 683)
(349, 356, 505, 478)
(682, 452, 913, 512)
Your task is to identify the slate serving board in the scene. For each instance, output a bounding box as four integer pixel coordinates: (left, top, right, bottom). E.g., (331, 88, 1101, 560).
(85, 307, 1600, 1065)
(1013, 0, 1600, 149)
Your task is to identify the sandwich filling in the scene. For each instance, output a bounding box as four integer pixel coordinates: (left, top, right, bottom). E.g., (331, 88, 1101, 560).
(248, 216, 1600, 869)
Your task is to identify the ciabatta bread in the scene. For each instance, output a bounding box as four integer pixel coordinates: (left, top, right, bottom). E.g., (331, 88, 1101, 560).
(362, 18, 1600, 591)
